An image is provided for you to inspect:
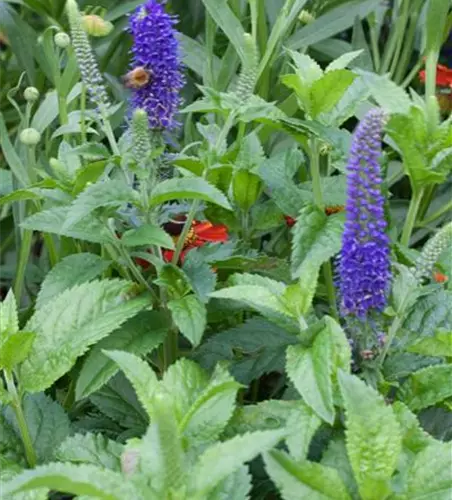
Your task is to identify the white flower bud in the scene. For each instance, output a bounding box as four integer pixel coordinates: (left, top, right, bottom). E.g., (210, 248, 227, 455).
(23, 87, 39, 102)
(19, 128, 41, 146)
(54, 32, 71, 49)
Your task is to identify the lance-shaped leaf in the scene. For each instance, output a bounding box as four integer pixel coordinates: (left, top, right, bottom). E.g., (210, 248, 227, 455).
(102, 350, 159, 418)
(309, 70, 356, 118)
(189, 429, 286, 496)
(338, 370, 402, 500)
(62, 180, 139, 230)
(291, 204, 344, 279)
(168, 294, 207, 347)
(120, 224, 175, 250)
(398, 364, 452, 411)
(149, 177, 232, 210)
(19, 280, 149, 393)
(264, 449, 352, 500)
(1, 463, 145, 499)
(76, 311, 170, 400)
(0, 289, 19, 340)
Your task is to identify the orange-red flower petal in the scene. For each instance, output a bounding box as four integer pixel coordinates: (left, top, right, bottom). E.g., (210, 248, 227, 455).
(419, 64, 452, 87)
(433, 271, 448, 283)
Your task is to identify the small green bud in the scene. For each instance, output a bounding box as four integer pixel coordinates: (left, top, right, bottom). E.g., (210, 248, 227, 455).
(54, 32, 71, 48)
(82, 14, 113, 37)
(298, 10, 315, 24)
(19, 128, 41, 146)
(23, 87, 39, 102)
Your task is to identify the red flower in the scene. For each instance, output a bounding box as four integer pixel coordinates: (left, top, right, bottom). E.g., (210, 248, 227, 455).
(162, 220, 228, 264)
(419, 64, 452, 87)
(285, 216, 296, 227)
(433, 271, 448, 284)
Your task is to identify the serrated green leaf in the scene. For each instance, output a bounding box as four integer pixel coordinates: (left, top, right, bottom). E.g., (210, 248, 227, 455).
(137, 398, 186, 495)
(121, 224, 175, 250)
(0, 332, 36, 371)
(0, 290, 19, 340)
(326, 50, 364, 72)
(150, 177, 232, 210)
(63, 180, 139, 230)
(182, 252, 217, 303)
(1, 463, 143, 500)
(89, 373, 148, 431)
(206, 466, 251, 500)
(285, 402, 322, 461)
(19, 280, 149, 393)
(282, 266, 320, 317)
(264, 449, 352, 500)
(195, 317, 297, 384)
(286, 333, 334, 424)
(357, 71, 411, 115)
(168, 295, 207, 347)
(338, 371, 402, 500)
(0, 461, 48, 500)
(210, 285, 297, 332)
(56, 433, 123, 470)
(102, 350, 159, 418)
(392, 402, 434, 454)
(291, 204, 344, 279)
(321, 438, 358, 498)
(399, 364, 452, 411)
(180, 363, 241, 447)
(190, 429, 287, 496)
(404, 442, 452, 499)
(288, 51, 324, 86)
(76, 311, 169, 400)
(309, 70, 356, 118)
(36, 254, 111, 310)
(5, 393, 70, 463)
(21, 207, 114, 244)
(407, 330, 452, 357)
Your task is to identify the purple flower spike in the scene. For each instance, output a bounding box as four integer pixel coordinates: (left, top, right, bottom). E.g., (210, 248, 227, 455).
(129, 0, 185, 130)
(338, 109, 391, 319)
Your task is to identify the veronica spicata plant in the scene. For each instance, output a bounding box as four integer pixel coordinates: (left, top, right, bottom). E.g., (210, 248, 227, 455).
(338, 109, 391, 319)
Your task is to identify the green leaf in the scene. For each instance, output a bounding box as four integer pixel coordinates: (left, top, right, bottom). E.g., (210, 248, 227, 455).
(36, 253, 111, 310)
(76, 311, 169, 400)
(325, 50, 364, 72)
(0, 189, 44, 207)
(357, 71, 411, 115)
(63, 180, 139, 230)
(286, 331, 335, 424)
(404, 442, 452, 499)
(179, 363, 241, 448)
(0, 114, 29, 187)
(200, 0, 247, 64)
(232, 170, 262, 211)
(89, 373, 148, 431)
(398, 364, 452, 411)
(282, 266, 320, 317)
(287, 0, 381, 50)
(0, 290, 19, 339)
(137, 397, 186, 495)
(189, 429, 287, 496)
(291, 204, 344, 279)
(195, 317, 298, 384)
(5, 393, 70, 463)
(407, 330, 452, 357)
(0, 332, 36, 371)
(102, 350, 159, 418)
(264, 449, 352, 500)
(258, 148, 305, 216)
(284, 402, 323, 461)
(182, 251, 217, 303)
(0, 462, 48, 500)
(150, 177, 232, 210)
(392, 402, 434, 454)
(206, 466, 251, 500)
(56, 433, 123, 470)
(309, 70, 356, 118)
(167, 295, 207, 347)
(1, 463, 143, 500)
(424, 0, 450, 55)
(338, 371, 402, 500)
(21, 207, 114, 244)
(19, 280, 149, 393)
(321, 438, 358, 498)
(121, 224, 175, 250)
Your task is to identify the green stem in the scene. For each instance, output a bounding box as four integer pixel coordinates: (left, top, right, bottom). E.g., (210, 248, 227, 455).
(4, 371, 37, 467)
(378, 313, 403, 366)
(400, 58, 424, 89)
(309, 138, 338, 319)
(80, 84, 87, 143)
(417, 199, 452, 227)
(102, 118, 120, 156)
(13, 228, 33, 306)
(388, 0, 410, 78)
(400, 188, 424, 246)
(424, 51, 438, 103)
(163, 328, 178, 370)
(171, 201, 199, 265)
(379, 0, 407, 75)
(369, 22, 381, 72)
